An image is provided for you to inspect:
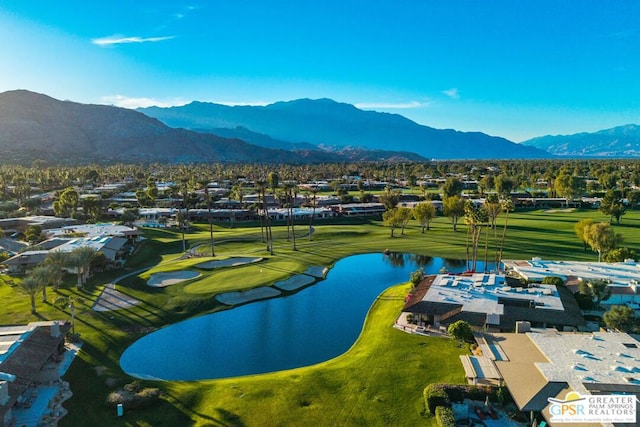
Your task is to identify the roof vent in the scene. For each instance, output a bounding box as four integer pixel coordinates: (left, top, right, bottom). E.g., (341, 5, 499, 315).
(51, 321, 60, 338)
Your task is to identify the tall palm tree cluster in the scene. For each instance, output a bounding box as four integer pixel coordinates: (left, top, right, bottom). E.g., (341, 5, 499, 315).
(18, 247, 95, 314)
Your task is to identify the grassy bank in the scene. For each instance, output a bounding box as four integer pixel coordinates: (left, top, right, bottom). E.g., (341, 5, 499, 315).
(1, 208, 638, 426)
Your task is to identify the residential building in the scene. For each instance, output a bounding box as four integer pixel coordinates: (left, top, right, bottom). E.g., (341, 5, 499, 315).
(402, 273, 585, 332)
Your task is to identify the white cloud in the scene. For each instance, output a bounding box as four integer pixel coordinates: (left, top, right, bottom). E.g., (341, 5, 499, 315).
(442, 88, 460, 99)
(100, 96, 271, 109)
(100, 95, 188, 109)
(91, 35, 175, 46)
(354, 101, 429, 109)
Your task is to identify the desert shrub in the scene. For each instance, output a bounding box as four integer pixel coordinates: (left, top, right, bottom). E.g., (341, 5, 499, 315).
(105, 382, 161, 410)
(124, 380, 142, 393)
(435, 406, 456, 427)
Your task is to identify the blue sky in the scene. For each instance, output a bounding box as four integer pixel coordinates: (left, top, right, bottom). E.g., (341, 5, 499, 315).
(1, 1, 639, 142)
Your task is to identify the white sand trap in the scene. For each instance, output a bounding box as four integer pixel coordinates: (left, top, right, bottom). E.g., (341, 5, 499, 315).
(147, 270, 201, 287)
(216, 287, 281, 305)
(196, 257, 263, 270)
(93, 284, 140, 312)
(274, 274, 315, 291)
(545, 208, 575, 213)
(304, 265, 328, 278)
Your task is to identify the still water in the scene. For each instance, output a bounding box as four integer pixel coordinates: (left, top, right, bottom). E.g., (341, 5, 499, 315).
(120, 253, 489, 381)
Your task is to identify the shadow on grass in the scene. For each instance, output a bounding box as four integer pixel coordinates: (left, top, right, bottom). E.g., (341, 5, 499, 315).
(162, 389, 246, 427)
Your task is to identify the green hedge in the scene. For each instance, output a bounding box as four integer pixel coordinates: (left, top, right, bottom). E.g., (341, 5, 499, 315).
(435, 406, 456, 427)
(423, 384, 450, 415)
(424, 383, 503, 415)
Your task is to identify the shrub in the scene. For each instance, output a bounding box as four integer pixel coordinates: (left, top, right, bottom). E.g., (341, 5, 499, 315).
(124, 380, 142, 393)
(423, 384, 450, 415)
(541, 276, 564, 286)
(447, 320, 474, 343)
(425, 384, 499, 405)
(410, 268, 425, 287)
(105, 382, 161, 410)
(435, 406, 456, 427)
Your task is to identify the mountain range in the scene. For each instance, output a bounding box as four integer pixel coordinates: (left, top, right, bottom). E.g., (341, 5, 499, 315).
(521, 124, 640, 157)
(1, 89, 638, 164)
(0, 90, 324, 164)
(139, 99, 548, 160)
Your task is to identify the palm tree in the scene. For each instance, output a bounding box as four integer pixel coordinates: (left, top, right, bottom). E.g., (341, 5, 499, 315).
(20, 276, 41, 314)
(201, 179, 215, 257)
(464, 201, 487, 272)
(67, 247, 96, 289)
(30, 265, 52, 302)
(284, 182, 298, 250)
(255, 180, 267, 244)
(176, 210, 188, 252)
(308, 186, 318, 241)
(45, 250, 68, 291)
(179, 176, 191, 252)
(257, 178, 274, 255)
(497, 198, 514, 270)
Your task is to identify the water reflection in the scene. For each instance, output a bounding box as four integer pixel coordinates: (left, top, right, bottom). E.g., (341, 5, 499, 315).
(409, 254, 433, 267)
(121, 253, 494, 381)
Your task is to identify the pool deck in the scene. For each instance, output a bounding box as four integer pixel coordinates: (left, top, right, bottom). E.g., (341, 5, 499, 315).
(12, 342, 80, 427)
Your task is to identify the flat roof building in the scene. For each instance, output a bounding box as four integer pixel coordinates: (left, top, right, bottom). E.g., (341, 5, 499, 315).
(0, 321, 72, 427)
(403, 273, 584, 332)
(503, 259, 640, 307)
(488, 329, 640, 426)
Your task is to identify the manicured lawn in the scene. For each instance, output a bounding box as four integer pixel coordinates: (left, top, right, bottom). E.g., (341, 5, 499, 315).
(183, 258, 305, 294)
(1, 209, 638, 426)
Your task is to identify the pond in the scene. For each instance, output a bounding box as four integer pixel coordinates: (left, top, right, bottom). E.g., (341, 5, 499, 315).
(120, 253, 491, 381)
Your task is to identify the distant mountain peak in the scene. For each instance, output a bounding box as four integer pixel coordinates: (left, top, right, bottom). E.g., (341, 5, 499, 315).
(522, 123, 640, 157)
(0, 90, 321, 164)
(139, 97, 549, 159)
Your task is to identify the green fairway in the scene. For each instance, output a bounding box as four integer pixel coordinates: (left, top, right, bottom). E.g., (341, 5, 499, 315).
(183, 258, 304, 294)
(1, 209, 638, 426)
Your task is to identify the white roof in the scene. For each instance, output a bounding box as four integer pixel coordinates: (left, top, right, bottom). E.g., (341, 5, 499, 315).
(422, 273, 564, 314)
(503, 259, 640, 287)
(527, 329, 640, 393)
(47, 223, 138, 239)
(0, 324, 34, 362)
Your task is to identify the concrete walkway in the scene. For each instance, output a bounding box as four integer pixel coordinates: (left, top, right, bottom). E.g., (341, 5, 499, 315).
(92, 268, 149, 312)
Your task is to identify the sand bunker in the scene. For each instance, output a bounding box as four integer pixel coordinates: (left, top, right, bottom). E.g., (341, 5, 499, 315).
(196, 257, 263, 270)
(304, 266, 329, 278)
(93, 283, 140, 311)
(147, 270, 201, 287)
(274, 274, 316, 291)
(545, 208, 575, 213)
(216, 287, 281, 305)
